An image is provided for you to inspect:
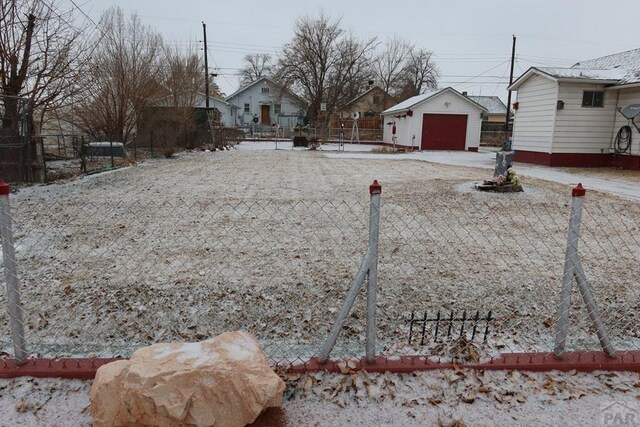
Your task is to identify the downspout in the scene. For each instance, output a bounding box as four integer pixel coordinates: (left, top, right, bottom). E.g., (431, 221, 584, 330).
(610, 89, 620, 154)
(549, 81, 560, 156)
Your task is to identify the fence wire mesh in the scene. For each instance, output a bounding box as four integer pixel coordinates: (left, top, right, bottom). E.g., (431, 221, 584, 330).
(0, 184, 639, 367)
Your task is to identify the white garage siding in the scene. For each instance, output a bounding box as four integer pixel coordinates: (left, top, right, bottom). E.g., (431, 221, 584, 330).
(610, 87, 640, 156)
(552, 82, 617, 154)
(382, 90, 483, 150)
(511, 74, 558, 153)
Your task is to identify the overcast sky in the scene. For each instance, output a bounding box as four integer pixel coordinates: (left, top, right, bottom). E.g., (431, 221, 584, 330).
(83, 0, 639, 103)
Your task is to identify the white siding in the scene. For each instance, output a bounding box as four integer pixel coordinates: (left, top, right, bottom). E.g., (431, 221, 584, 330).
(382, 90, 483, 150)
(226, 80, 304, 128)
(552, 82, 616, 153)
(610, 87, 640, 156)
(511, 74, 558, 153)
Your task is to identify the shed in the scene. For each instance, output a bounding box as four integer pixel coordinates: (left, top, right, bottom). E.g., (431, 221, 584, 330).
(381, 88, 486, 151)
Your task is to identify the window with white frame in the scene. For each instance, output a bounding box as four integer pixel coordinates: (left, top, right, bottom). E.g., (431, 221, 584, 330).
(244, 103, 250, 113)
(261, 87, 270, 94)
(274, 104, 281, 114)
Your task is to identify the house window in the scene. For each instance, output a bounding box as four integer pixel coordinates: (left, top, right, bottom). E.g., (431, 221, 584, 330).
(582, 91, 604, 107)
(244, 103, 250, 113)
(372, 95, 381, 105)
(274, 104, 281, 114)
(261, 87, 270, 93)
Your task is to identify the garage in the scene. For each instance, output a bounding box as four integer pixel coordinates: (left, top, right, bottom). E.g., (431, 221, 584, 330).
(381, 87, 486, 151)
(421, 113, 468, 150)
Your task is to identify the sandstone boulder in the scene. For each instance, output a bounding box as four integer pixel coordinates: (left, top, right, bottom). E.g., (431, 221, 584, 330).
(91, 331, 285, 427)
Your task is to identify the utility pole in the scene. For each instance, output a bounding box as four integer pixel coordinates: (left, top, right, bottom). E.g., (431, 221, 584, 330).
(505, 35, 516, 140)
(202, 22, 210, 108)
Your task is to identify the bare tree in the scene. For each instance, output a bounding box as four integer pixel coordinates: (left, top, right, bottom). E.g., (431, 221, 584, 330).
(0, 0, 85, 132)
(275, 12, 376, 124)
(74, 7, 164, 143)
(396, 48, 439, 101)
(372, 36, 413, 105)
(239, 53, 272, 86)
(154, 46, 204, 154)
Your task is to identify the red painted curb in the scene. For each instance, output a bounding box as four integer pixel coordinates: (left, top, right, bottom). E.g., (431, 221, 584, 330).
(1, 352, 638, 379)
(0, 358, 122, 380)
(287, 351, 640, 374)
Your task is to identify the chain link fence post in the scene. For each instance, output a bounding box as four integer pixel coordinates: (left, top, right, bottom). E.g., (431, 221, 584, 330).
(318, 180, 381, 363)
(366, 180, 381, 363)
(554, 183, 615, 358)
(0, 180, 27, 363)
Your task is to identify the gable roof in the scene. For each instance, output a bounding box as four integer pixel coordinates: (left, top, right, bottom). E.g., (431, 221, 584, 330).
(466, 96, 507, 114)
(381, 87, 487, 115)
(509, 47, 640, 90)
(194, 92, 238, 109)
(225, 76, 307, 106)
(154, 92, 237, 109)
(342, 86, 396, 109)
(574, 47, 640, 85)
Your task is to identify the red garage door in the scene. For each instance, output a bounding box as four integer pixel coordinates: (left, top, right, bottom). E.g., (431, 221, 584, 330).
(421, 114, 468, 150)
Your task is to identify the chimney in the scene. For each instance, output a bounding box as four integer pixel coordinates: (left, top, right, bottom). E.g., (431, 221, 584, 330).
(462, 91, 468, 96)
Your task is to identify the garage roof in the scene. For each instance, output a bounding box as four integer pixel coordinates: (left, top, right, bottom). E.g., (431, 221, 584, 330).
(381, 87, 487, 115)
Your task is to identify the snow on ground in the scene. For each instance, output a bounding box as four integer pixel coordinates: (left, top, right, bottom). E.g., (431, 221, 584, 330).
(236, 140, 380, 152)
(1, 148, 639, 361)
(1, 369, 639, 426)
(1, 145, 640, 425)
(323, 148, 640, 202)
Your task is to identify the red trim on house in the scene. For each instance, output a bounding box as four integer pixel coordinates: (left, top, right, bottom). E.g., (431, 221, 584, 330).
(2, 352, 639, 379)
(514, 150, 640, 170)
(612, 154, 640, 170)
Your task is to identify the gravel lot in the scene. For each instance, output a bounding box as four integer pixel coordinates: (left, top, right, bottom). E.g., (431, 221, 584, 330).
(1, 145, 639, 361)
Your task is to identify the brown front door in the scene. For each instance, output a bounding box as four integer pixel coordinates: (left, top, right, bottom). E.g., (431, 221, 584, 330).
(421, 114, 468, 150)
(261, 105, 270, 125)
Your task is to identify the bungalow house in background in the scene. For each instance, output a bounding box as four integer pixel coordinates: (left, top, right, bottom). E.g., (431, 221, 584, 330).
(466, 95, 508, 123)
(465, 95, 509, 146)
(193, 93, 238, 127)
(225, 76, 307, 129)
(508, 47, 640, 169)
(335, 86, 396, 120)
(381, 87, 486, 151)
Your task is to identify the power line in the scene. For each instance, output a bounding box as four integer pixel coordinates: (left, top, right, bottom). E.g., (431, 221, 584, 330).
(207, 46, 235, 90)
(491, 61, 510, 97)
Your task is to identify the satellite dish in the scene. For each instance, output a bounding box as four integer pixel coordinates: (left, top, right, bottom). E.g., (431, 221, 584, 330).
(619, 104, 640, 120)
(352, 111, 360, 120)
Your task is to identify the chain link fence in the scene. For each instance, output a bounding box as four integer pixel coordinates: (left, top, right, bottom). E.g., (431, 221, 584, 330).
(1, 180, 639, 367)
(0, 95, 39, 183)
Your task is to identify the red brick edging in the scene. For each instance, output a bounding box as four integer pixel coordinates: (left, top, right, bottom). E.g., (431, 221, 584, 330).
(2, 351, 639, 379)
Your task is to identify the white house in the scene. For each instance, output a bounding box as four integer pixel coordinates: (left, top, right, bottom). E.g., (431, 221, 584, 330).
(508, 47, 640, 169)
(225, 76, 306, 128)
(381, 87, 486, 151)
(194, 93, 238, 127)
